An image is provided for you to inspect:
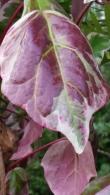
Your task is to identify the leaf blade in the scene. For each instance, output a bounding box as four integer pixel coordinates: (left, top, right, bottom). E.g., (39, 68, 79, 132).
(41, 140, 97, 195)
(0, 10, 110, 154)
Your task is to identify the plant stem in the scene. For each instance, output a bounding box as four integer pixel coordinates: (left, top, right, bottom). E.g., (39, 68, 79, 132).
(0, 2, 23, 44)
(75, 1, 94, 25)
(72, 0, 85, 21)
(98, 149, 110, 158)
(7, 137, 66, 171)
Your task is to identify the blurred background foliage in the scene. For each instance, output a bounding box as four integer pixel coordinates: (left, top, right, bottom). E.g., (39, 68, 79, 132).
(0, 0, 110, 194)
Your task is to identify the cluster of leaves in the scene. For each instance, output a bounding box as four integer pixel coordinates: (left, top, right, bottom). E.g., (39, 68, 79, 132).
(0, 0, 110, 195)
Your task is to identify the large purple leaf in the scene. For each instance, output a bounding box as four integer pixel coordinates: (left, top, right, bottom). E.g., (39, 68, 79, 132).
(41, 140, 97, 195)
(11, 120, 43, 160)
(0, 10, 110, 153)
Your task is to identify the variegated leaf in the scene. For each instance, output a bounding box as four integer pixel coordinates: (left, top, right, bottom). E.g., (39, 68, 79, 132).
(0, 10, 110, 154)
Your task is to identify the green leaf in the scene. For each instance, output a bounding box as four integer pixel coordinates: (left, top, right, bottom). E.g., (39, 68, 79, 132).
(88, 33, 110, 63)
(90, 12, 102, 33)
(8, 167, 28, 195)
(104, 4, 110, 36)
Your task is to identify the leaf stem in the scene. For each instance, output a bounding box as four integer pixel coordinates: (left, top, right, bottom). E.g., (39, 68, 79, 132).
(98, 149, 110, 158)
(7, 137, 66, 171)
(75, 1, 94, 25)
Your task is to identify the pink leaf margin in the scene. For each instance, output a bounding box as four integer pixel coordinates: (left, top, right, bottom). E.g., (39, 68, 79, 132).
(11, 120, 43, 160)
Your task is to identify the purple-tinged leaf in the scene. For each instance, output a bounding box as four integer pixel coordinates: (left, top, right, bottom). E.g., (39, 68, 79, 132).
(0, 0, 10, 6)
(0, 10, 110, 154)
(11, 120, 43, 160)
(41, 140, 97, 195)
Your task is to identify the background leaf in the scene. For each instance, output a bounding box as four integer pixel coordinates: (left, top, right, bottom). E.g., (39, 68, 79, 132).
(0, 0, 20, 33)
(104, 3, 110, 36)
(11, 120, 43, 160)
(7, 167, 28, 195)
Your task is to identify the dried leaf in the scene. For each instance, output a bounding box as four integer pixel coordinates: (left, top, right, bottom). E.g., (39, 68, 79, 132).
(0, 147, 6, 195)
(0, 121, 16, 153)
